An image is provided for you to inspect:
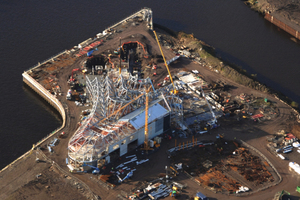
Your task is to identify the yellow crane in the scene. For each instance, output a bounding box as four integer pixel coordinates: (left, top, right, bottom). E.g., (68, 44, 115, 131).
(97, 85, 152, 152)
(153, 30, 178, 94)
(142, 86, 153, 152)
(97, 92, 144, 125)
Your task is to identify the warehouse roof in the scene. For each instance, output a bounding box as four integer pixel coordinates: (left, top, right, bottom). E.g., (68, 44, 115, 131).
(120, 102, 169, 130)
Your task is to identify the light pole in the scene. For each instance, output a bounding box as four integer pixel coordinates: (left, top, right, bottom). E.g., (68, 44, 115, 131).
(119, 37, 121, 74)
(165, 166, 168, 182)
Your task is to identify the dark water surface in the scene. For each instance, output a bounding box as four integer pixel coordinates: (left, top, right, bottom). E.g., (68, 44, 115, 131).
(0, 0, 299, 169)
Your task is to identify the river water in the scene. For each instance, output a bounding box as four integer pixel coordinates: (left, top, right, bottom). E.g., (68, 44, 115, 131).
(0, 0, 299, 169)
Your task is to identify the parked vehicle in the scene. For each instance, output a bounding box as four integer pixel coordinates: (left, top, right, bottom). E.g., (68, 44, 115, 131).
(194, 192, 208, 200)
(283, 149, 292, 154)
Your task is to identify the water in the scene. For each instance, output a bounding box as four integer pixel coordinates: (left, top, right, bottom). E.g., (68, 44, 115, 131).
(0, 0, 299, 169)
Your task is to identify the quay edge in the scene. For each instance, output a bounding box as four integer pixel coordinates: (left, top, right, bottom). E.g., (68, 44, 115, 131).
(0, 7, 153, 173)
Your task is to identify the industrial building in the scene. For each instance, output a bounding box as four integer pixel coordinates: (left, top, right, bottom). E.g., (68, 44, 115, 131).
(67, 71, 183, 167)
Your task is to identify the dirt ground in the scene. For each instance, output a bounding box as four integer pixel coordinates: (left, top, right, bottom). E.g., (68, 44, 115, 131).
(257, 0, 300, 23)
(1, 12, 300, 200)
(6, 163, 87, 200)
(252, 0, 300, 33)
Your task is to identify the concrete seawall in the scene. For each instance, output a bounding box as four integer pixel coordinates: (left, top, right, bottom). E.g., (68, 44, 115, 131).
(22, 72, 66, 124)
(0, 7, 153, 173)
(0, 73, 66, 173)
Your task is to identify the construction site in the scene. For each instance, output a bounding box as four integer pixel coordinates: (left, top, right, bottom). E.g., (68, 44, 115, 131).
(1, 7, 298, 200)
(170, 139, 276, 194)
(24, 8, 225, 171)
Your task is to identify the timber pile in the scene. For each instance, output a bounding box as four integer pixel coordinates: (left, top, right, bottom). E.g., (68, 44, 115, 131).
(196, 167, 241, 193)
(225, 147, 274, 185)
(99, 174, 111, 182)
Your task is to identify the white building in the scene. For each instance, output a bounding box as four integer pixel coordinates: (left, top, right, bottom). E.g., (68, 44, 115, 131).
(67, 72, 181, 167)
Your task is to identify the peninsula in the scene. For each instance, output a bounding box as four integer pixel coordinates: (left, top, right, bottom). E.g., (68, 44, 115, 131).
(1, 8, 300, 200)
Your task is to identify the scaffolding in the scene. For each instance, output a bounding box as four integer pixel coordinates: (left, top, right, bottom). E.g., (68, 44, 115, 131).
(68, 71, 183, 165)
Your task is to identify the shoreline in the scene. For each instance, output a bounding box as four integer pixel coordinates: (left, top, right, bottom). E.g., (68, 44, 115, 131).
(1, 7, 300, 200)
(172, 29, 300, 114)
(1, 7, 300, 173)
(243, 0, 300, 41)
(1, 7, 153, 172)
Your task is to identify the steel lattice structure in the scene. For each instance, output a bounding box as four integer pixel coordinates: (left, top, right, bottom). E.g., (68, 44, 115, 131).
(68, 71, 183, 165)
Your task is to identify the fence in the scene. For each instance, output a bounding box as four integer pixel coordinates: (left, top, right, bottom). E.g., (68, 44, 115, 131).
(167, 141, 214, 154)
(264, 13, 300, 40)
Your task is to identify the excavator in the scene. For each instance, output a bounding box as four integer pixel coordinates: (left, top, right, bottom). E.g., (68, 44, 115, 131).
(69, 68, 81, 82)
(153, 30, 178, 95)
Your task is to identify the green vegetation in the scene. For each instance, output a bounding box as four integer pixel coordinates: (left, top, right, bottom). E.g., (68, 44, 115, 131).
(177, 31, 194, 39)
(291, 101, 299, 108)
(155, 25, 299, 111)
(177, 29, 271, 93)
(244, 0, 264, 14)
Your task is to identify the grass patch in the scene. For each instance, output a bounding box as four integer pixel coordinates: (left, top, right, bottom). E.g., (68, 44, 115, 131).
(178, 31, 194, 39)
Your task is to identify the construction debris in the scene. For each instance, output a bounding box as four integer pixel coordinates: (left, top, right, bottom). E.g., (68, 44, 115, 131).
(170, 139, 274, 194)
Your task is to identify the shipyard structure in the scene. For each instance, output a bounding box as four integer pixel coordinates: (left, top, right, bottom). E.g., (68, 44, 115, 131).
(22, 7, 220, 171)
(68, 72, 183, 166)
(21, 8, 186, 169)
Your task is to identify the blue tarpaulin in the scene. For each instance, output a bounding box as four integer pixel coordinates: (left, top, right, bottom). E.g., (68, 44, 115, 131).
(87, 50, 94, 56)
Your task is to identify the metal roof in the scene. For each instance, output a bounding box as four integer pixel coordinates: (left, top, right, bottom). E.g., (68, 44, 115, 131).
(120, 103, 169, 130)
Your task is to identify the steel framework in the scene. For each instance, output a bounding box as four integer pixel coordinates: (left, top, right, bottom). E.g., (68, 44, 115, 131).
(68, 71, 183, 165)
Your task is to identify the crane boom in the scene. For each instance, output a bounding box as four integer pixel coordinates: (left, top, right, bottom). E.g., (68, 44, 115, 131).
(153, 30, 177, 94)
(144, 88, 151, 151)
(70, 68, 81, 82)
(98, 92, 145, 125)
(141, 86, 153, 152)
(200, 86, 217, 125)
(95, 85, 152, 152)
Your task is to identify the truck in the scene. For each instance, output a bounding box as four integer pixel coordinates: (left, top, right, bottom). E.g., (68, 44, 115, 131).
(66, 89, 72, 100)
(82, 163, 100, 174)
(58, 132, 66, 139)
(194, 192, 208, 200)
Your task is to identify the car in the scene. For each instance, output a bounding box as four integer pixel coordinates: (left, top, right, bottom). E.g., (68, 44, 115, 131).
(278, 154, 286, 160)
(293, 142, 300, 147)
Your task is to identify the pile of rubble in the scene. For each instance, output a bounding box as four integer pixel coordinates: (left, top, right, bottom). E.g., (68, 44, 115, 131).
(126, 179, 185, 200)
(196, 167, 241, 193)
(170, 139, 274, 194)
(224, 148, 274, 185)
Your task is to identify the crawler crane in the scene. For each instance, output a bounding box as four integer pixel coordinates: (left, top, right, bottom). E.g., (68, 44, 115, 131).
(153, 30, 178, 95)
